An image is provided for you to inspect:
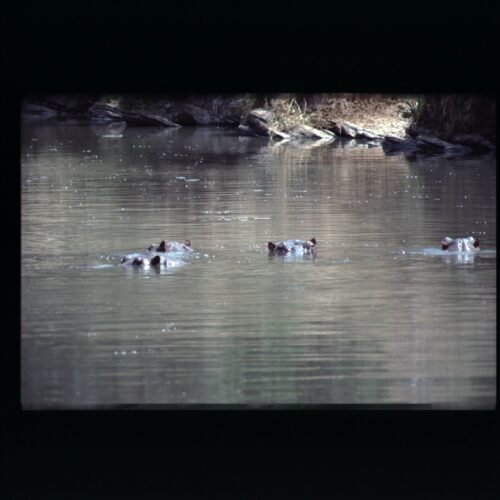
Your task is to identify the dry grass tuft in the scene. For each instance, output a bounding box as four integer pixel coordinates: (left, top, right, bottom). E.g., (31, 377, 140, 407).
(265, 98, 311, 138)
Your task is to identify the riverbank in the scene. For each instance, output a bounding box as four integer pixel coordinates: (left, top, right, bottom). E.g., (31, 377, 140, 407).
(22, 94, 495, 156)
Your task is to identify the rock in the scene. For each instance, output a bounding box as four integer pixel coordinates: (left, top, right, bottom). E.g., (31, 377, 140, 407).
(416, 135, 471, 155)
(214, 96, 251, 125)
(382, 135, 419, 153)
(451, 133, 494, 151)
(327, 121, 382, 140)
(88, 104, 179, 127)
(163, 103, 215, 125)
(242, 109, 334, 141)
(383, 134, 472, 156)
(287, 124, 335, 141)
(342, 121, 376, 139)
(22, 102, 58, 119)
(120, 110, 180, 127)
(416, 135, 454, 150)
(179, 104, 213, 125)
(161, 96, 254, 126)
(41, 95, 98, 113)
(23, 96, 98, 120)
(241, 109, 290, 140)
(328, 121, 356, 138)
(87, 103, 124, 122)
(355, 130, 380, 140)
(443, 144, 473, 156)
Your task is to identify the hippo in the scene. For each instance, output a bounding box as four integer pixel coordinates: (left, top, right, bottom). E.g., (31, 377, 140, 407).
(121, 256, 150, 267)
(268, 238, 317, 256)
(441, 236, 479, 252)
(149, 254, 186, 268)
(147, 240, 193, 253)
(121, 254, 185, 269)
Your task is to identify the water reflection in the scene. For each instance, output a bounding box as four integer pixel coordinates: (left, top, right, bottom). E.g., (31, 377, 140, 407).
(21, 124, 496, 408)
(440, 252, 478, 265)
(90, 121, 127, 138)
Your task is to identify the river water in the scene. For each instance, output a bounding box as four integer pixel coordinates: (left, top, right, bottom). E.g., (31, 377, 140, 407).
(21, 123, 496, 408)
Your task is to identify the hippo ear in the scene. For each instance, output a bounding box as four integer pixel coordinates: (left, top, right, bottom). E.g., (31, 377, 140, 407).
(150, 255, 161, 266)
(310, 238, 317, 246)
(157, 240, 166, 252)
(268, 242, 276, 251)
(121, 256, 127, 264)
(441, 237, 452, 250)
(185, 240, 191, 247)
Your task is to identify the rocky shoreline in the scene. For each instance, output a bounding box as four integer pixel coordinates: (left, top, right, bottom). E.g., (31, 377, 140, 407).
(22, 95, 496, 158)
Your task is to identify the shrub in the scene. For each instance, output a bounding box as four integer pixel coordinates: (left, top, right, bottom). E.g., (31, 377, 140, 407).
(406, 95, 496, 141)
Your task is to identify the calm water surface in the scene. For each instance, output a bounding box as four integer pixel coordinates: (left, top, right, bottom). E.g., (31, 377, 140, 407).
(21, 123, 496, 408)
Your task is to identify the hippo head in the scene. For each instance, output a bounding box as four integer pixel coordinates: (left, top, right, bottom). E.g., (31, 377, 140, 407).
(150, 255, 161, 266)
(441, 237, 453, 250)
(156, 240, 166, 252)
(468, 236, 480, 248)
(276, 243, 289, 254)
(268, 241, 287, 254)
(304, 238, 317, 250)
